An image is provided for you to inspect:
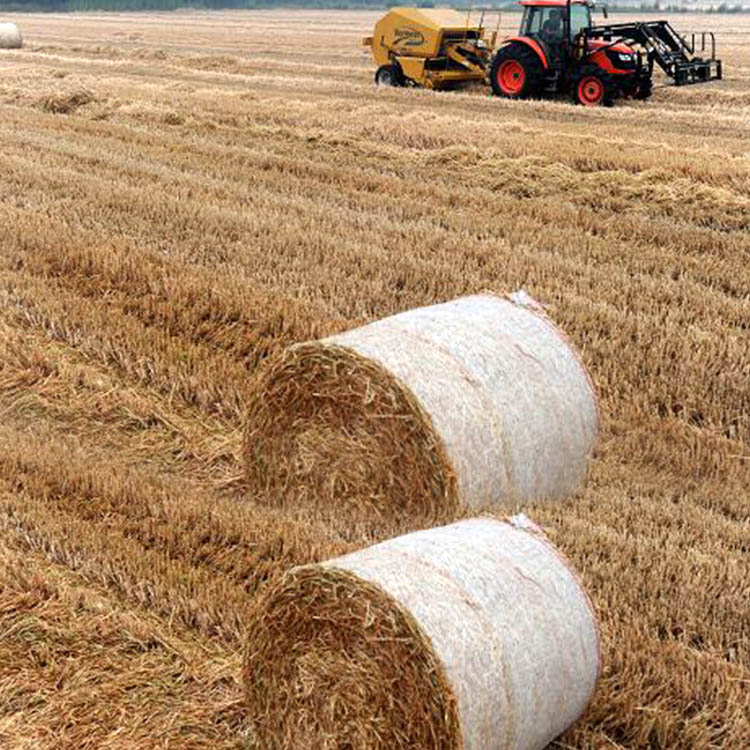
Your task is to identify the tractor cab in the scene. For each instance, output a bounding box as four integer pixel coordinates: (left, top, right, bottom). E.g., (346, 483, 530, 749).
(520, 0, 593, 46)
(517, 0, 607, 69)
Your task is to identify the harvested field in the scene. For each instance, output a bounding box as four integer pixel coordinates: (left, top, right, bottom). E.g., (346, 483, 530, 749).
(0, 8, 748, 749)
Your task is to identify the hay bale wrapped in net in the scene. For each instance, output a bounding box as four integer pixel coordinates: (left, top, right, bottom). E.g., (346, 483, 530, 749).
(244, 292, 598, 527)
(0, 23, 22, 49)
(245, 515, 600, 750)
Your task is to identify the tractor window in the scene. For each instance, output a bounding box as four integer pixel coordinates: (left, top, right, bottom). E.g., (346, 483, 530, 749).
(521, 4, 592, 41)
(522, 7, 565, 42)
(569, 5, 592, 39)
(521, 7, 543, 35)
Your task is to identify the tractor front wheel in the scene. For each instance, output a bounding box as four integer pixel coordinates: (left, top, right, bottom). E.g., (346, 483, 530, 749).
(375, 64, 403, 87)
(490, 44, 545, 99)
(571, 65, 615, 107)
(633, 77, 653, 101)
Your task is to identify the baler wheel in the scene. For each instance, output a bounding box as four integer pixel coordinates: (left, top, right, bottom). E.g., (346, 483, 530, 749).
(375, 64, 403, 87)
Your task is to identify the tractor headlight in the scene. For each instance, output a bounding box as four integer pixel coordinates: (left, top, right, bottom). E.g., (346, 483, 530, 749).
(607, 49, 637, 69)
(476, 39, 487, 49)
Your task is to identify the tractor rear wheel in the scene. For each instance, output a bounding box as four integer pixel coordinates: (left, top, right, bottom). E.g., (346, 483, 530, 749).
(375, 64, 403, 87)
(490, 44, 545, 99)
(571, 65, 616, 107)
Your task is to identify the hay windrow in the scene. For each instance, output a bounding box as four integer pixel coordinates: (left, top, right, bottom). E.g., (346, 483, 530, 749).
(37, 87, 96, 115)
(243, 341, 460, 533)
(243, 566, 461, 750)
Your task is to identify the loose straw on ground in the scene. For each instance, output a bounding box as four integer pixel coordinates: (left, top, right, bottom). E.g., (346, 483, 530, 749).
(244, 292, 598, 528)
(244, 515, 601, 750)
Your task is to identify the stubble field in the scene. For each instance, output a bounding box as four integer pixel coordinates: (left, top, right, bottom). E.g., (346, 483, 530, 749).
(0, 9, 748, 749)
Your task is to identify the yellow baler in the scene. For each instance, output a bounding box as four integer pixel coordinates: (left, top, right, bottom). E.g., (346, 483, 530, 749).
(363, 7, 496, 89)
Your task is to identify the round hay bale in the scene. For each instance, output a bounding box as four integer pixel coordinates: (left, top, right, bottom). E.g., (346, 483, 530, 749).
(0, 23, 22, 50)
(244, 515, 601, 750)
(244, 292, 598, 527)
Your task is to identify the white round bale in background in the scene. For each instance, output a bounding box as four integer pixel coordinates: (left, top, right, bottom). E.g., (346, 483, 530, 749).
(0, 22, 23, 49)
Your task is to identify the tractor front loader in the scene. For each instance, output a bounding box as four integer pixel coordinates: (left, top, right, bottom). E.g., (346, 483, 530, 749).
(583, 20, 722, 86)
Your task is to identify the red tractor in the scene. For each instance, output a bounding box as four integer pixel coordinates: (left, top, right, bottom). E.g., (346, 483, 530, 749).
(491, 0, 722, 105)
